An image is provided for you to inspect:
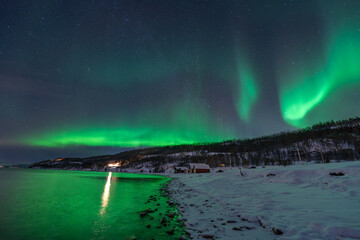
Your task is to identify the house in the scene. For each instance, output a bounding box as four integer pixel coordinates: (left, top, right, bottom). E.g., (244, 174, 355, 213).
(174, 166, 189, 173)
(189, 163, 210, 173)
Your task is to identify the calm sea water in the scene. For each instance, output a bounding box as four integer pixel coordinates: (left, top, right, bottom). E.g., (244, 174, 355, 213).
(0, 169, 184, 240)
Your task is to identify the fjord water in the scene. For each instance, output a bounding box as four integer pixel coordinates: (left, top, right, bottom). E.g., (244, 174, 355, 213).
(0, 169, 183, 240)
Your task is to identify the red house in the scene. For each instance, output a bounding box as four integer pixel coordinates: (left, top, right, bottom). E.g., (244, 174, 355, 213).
(189, 163, 210, 173)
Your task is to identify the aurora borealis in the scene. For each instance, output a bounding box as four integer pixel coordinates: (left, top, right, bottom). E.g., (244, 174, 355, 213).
(1, 0, 360, 164)
(279, 10, 360, 127)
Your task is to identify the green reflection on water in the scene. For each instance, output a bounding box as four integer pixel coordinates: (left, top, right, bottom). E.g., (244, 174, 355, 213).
(0, 169, 185, 240)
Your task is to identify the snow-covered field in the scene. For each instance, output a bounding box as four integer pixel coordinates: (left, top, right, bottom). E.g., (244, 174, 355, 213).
(169, 161, 360, 239)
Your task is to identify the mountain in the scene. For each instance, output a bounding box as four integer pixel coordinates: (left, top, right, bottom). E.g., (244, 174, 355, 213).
(29, 117, 360, 172)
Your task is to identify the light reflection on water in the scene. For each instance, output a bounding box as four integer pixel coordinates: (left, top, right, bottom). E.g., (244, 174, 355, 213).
(0, 169, 185, 240)
(100, 172, 112, 215)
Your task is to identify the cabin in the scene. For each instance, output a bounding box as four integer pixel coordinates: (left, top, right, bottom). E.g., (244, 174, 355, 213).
(189, 163, 210, 173)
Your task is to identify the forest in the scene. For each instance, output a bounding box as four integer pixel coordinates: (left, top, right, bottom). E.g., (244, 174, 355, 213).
(30, 117, 360, 172)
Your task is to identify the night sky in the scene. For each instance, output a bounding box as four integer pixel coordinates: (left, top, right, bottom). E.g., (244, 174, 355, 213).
(1, 0, 360, 165)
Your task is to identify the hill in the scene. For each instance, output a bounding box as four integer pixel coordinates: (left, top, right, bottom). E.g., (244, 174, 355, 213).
(30, 117, 360, 172)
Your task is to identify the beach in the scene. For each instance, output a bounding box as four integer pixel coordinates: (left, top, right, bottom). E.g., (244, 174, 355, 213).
(168, 161, 360, 239)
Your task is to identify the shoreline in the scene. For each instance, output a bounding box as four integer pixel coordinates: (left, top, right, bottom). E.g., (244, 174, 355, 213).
(20, 162, 360, 239)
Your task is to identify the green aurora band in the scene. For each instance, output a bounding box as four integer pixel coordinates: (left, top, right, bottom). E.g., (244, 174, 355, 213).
(280, 29, 360, 127)
(24, 126, 219, 147)
(12, 1, 360, 149)
(233, 46, 258, 123)
(237, 64, 257, 122)
(22, 101, 235, 147)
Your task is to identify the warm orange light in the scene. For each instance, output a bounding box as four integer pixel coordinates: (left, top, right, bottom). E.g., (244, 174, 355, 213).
(100, 172, 112, 215)
(108, 162, 120, 167)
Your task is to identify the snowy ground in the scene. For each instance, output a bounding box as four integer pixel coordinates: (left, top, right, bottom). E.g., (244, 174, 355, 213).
(168, 161, 360, 239)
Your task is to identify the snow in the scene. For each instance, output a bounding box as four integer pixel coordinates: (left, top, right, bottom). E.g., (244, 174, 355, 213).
(168, 161, 360, 239)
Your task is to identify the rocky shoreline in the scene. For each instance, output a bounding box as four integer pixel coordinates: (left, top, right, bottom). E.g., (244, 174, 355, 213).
(134, 180, 190, 240)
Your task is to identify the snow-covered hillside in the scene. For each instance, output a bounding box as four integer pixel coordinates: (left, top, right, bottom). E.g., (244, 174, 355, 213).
(168, 161, 360, 239)
(30, 117, 360, 171)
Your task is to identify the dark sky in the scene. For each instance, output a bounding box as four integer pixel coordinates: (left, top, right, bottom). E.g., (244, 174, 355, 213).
(1, 0, 360, 165)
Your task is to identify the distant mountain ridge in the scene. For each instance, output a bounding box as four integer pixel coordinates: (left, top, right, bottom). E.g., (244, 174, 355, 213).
(30, 117, 360, 172)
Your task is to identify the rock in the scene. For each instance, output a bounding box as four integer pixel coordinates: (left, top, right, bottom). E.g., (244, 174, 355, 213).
(139, 208, 155, 218)
(227, 220, 237, 223)
(272, 227, 283, 235)
(257, 219, 265, 228)
(125, 236, 137, 240)
(329, 172, 345, 176)
(161, 217, 167, 226)
(166, 212, 176, 218)
(167, 201, 175, 206)
(139, 212, 148, 218)
(202, 234, 214, 239)
(232, 227, 243, 231)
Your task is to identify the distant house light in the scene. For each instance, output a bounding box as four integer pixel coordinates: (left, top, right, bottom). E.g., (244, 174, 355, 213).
(108, 162, 120, 168)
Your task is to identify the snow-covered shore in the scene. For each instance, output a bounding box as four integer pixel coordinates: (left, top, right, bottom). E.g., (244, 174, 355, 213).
(168, 161, 360, 239)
